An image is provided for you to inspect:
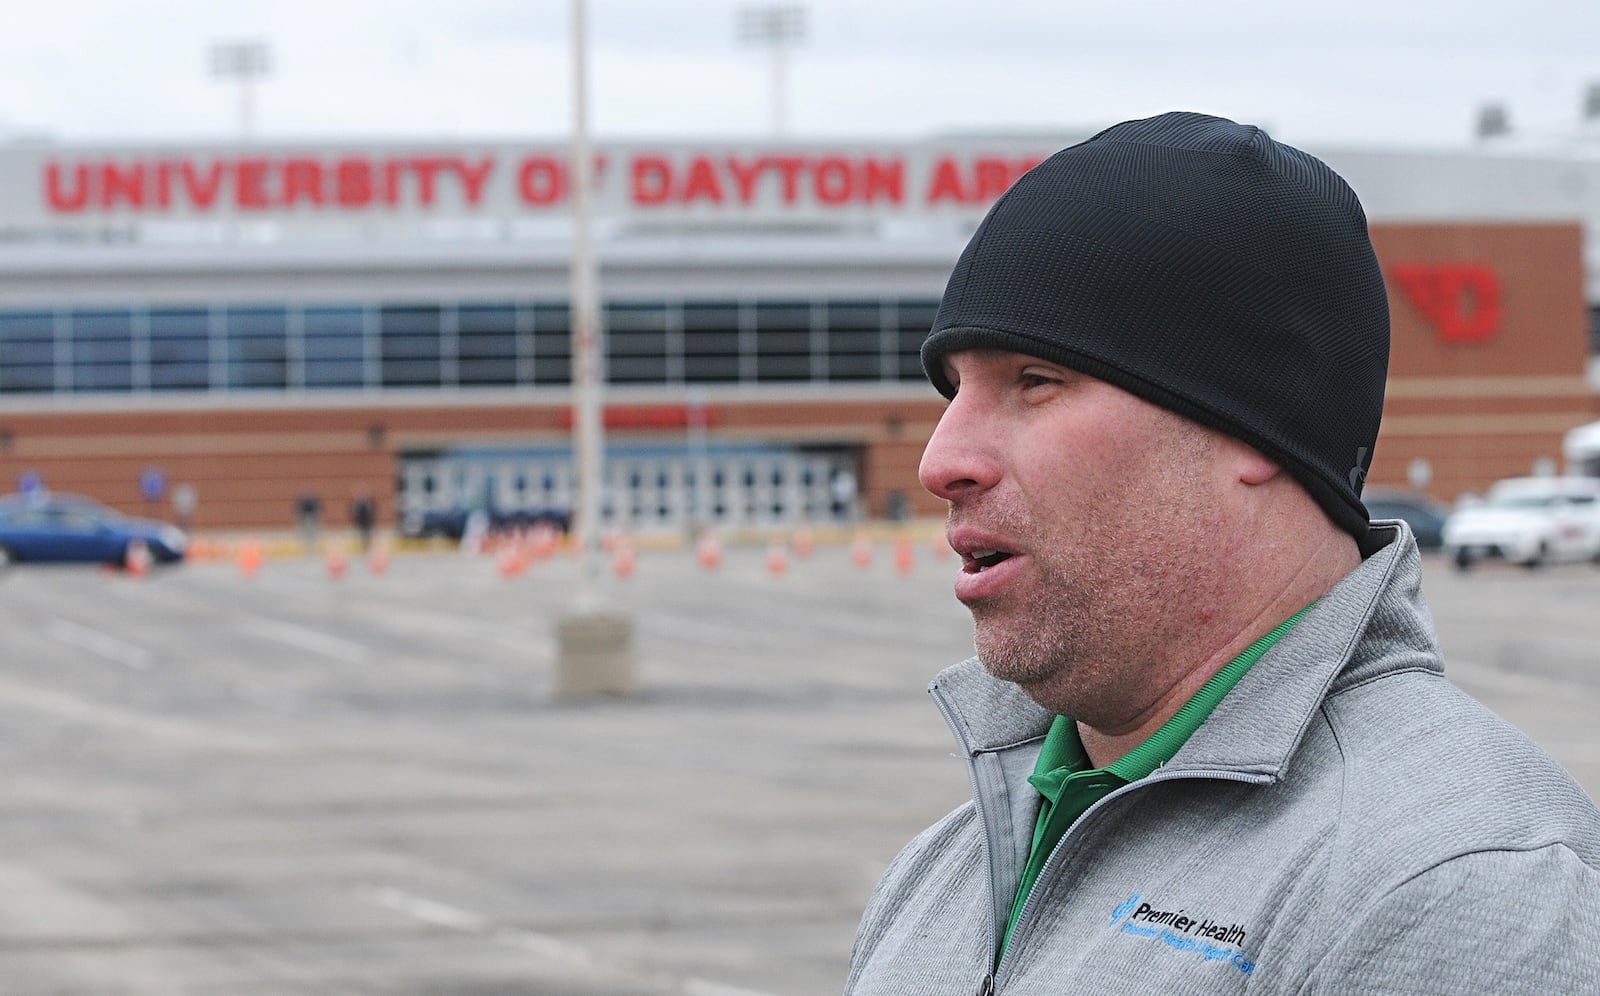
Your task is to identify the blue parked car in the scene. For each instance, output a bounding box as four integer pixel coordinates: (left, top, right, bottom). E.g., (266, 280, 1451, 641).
(0, 493, 188, 568)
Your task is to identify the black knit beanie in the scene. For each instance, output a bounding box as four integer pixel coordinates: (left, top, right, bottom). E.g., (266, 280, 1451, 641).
(922, 111, 1390, 545)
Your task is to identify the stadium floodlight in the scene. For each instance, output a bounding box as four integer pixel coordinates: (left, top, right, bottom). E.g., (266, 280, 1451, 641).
(209, 40, 272, 140)
(736, 4, 806, 136)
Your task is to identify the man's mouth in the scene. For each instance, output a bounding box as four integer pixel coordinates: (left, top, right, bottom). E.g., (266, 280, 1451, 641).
(962, 548, 1016, 573)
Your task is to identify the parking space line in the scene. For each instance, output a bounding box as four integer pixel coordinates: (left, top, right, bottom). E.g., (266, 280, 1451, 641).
(45, 616, 153, 670)
(240, 617, 371, 665)
(358, 886, 782, 996)
(0, 672, 277, 751)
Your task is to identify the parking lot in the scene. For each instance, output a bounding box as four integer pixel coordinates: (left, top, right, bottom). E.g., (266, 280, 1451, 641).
(3, 537, 1598, 995)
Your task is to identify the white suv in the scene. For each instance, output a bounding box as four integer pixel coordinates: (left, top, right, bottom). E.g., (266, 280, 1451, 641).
(1442, 476, 1600, 570)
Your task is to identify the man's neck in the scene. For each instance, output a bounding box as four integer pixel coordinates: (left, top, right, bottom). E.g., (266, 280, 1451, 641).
(1074, 534, 1360, 770)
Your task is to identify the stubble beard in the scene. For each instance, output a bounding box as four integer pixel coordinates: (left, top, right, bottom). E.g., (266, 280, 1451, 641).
(957, 477, 1213, 723)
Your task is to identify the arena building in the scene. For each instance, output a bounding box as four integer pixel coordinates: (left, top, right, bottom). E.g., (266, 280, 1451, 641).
(0, 133, 1597, 534)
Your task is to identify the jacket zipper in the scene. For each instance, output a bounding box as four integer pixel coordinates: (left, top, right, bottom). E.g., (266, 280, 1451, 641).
(995, 746, 1270, 990)
(994, 768, 1271, 990)
(930, 687, 1007, 979)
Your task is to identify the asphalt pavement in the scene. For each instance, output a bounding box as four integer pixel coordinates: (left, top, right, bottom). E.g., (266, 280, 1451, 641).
(2, 535, 1597, 995)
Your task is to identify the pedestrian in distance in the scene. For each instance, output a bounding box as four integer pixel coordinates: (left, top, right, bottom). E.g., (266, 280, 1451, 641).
(350, 488, 377, 553)
(845, 112, 1600, 995)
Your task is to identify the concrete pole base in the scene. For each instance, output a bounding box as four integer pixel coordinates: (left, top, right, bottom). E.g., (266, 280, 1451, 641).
(555, 609, 637, 699)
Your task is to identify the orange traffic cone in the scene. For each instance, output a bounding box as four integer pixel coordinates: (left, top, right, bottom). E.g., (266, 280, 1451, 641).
(367, 537, 390, 576)
(850, 533, 874, 570)
(893, 536, 916, 577)
(496, 542, 528, 578)
(238, 538, 264, 580)
(792, 526, 815, 559)
(325, 541, 348, 580)
(612, 539, 637, 580)
(696, 531, 724, 571)
(528, 523, 559, 562)
(124, 539, 152, 578)
(766, 540, 789, 578)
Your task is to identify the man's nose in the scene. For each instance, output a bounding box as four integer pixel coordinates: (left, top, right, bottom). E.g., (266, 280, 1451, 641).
(918, 398, 1001, 501)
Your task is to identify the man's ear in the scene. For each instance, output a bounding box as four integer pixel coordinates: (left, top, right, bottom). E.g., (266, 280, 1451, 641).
(1228, 439, 1281, 486)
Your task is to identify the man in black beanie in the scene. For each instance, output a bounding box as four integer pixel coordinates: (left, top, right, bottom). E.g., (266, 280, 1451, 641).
(845, 112, 1600, 995)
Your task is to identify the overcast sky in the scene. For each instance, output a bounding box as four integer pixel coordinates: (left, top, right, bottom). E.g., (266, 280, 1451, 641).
(4, 0, 1600, 150)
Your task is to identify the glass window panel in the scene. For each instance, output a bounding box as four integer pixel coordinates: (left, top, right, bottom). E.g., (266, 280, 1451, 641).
(608, 355, 667, 384)
(606, 302, 669, 331)
(531, 303, 571, 386)
(231, 362, 288, 388)
(532, 354, 571, 385)
(758, 329, 810, 353)
(73, 336, 131, 364)
(0, 312, 55, 393)
(0, 311, 54, 340)
(683, 354, 740, 382)
(148, 308, 210, 339)
(608, 328, 667, 357)
(458, 304, 517, 362)
(458, 358, 516, 386)
(71, 310, 132, 339)
(224, 307, 287, 389)
(379, 305, 441, 387)
(225, 307, 286, 336)
(1, 340, 55, 365)
(380, 305, 442, 337)
(826, 353, 883, 381)
(755, 354, 810, 381)
(381, 359, 441, 387)
(0, 365, 53, 392)
(826, 301, 882, 331)
(73, 363, 133, 391)
(304, 306, 365, 336)
(754, 302, 811, 331)
(305, 335, 364, 361)
(304, 360, 366, 388)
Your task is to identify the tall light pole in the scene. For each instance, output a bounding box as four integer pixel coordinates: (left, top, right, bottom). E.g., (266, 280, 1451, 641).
(209, 40, 272, 141)
(568, 0, 604, 610)
(736, 5, 806, 136)
(556, 0, 635, 699)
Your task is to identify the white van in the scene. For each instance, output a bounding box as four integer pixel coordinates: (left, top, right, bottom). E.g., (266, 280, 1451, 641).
(1442, 476, 1600, 570)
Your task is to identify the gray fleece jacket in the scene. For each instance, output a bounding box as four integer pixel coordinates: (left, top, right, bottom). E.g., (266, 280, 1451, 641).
(846, 523, 1600, 994)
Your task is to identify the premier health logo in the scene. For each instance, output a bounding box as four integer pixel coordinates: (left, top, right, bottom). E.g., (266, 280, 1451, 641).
(1109, 894, 1257, 977)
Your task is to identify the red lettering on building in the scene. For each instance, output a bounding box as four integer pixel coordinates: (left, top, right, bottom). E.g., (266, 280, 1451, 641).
(411, 157, 446, 205)
(518, 157, 565, 205)
(282, 158, 324, 207)
(153, 162, 176, 208)
(769, 156, 805, 204)
(457, 157, 495, 206)
(813, 157, 853, 205)
(861, 157, 905, 204)
(182, 161, 225, 209)
(681, 156, 724, 204)
(558, 405, 718, 430)
(100, 162, 145, 209)
(1390, 263, 1502, 344)
(725, 156, 766, 203)
(45, 163, 89, 212)
(925, 157, 968, 204)
(335, 159, 372, 208)
(925, 156, 1036, 205)
(632, 155, 673, 206)
(235, 158, 271, 210)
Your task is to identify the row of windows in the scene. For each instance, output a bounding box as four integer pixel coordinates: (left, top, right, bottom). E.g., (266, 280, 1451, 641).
(0, 298, 941, 394)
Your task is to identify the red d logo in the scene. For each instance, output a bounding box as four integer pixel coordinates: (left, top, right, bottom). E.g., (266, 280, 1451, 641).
(1390, 263, 1502, 345)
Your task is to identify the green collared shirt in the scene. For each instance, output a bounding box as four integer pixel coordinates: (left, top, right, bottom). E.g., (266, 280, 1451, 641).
(999, 605, 1313, 960)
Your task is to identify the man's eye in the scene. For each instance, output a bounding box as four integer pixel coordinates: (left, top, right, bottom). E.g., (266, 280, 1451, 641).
(1020, 372, 1061, 389)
